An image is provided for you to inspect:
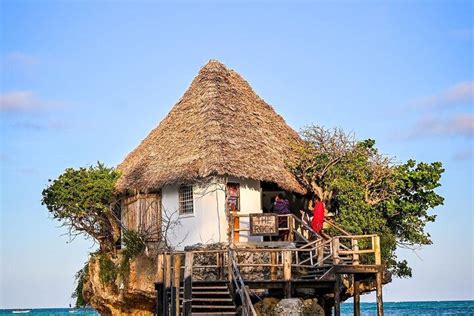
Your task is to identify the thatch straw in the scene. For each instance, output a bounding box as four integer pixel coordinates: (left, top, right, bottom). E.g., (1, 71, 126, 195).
(115, 60, 305, 194)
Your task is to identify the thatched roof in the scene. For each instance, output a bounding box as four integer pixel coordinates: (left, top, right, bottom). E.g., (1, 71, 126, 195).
(115, 60, 305, 194)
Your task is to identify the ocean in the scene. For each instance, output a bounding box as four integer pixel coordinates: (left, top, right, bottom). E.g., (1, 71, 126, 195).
(0, 301, 473, 315)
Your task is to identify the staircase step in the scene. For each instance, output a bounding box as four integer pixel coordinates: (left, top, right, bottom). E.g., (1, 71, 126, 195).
(192, 297, 234, 302)
(192, 286, 228, 290)
(181, 291, 230, 295)
(192, 313, 236, 316)
(192, 305, 236, 309)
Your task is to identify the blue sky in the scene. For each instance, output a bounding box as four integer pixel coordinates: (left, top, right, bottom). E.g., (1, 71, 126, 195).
(0, 0, 472, 309)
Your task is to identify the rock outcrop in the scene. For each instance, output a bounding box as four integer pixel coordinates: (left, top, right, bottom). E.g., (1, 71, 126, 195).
(83, 254, 158, 315)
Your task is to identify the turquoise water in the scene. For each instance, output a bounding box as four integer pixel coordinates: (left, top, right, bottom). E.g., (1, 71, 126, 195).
(1, 301, 473, 315)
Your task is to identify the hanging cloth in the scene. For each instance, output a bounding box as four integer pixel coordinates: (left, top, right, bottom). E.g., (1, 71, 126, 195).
(311, 201, 325, 233)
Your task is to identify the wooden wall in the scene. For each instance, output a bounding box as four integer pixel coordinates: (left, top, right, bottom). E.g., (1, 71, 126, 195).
(122, 193, 162, 242)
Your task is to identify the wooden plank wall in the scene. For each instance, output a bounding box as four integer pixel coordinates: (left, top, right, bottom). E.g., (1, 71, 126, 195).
(122, 193, 162, 242)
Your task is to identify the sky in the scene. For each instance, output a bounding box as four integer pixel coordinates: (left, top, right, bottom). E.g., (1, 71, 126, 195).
(0, 0, 473, 309)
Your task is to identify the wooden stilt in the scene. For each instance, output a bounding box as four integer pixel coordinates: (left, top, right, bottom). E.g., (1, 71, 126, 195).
(353, 275, 360, 316)
(156, 282, 164, 316)
(376, 271, 384, 316)
(283, 250, 292, 298)
(334, 274, 341, 316)
(156, 254, 164, 316)
(374, 236, 384, 316)
(163, 254, 171, 316)
(183, 253, 193, 316)
(173, 256, 181, 316)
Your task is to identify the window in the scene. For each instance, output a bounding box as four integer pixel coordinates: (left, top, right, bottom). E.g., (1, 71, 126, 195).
(178, 185, 194, 215)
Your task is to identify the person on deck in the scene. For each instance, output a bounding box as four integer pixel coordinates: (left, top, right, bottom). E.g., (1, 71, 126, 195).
(311, 196, 325, 234)
(274, 193, 290, 241)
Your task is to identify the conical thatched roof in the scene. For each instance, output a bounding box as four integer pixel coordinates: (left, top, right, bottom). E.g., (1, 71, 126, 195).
(115, 60, 305, 194)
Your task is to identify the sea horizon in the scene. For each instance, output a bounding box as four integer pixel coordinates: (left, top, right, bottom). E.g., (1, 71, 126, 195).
(1, 300, 473, 315)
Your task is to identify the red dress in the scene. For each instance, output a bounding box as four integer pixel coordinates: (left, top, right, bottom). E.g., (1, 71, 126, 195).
(311, 201, 325, 233)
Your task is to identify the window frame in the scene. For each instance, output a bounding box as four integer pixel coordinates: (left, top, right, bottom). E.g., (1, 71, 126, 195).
(178, 184, 194, 216)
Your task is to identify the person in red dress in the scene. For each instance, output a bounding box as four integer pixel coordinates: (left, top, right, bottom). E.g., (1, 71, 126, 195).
(311, 196, 325, 234)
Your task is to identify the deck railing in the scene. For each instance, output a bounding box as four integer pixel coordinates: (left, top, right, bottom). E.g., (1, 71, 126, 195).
(155, 215, 382, 315)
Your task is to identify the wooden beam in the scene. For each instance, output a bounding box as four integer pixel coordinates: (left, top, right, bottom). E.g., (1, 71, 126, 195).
(157, 254, 164, 283)
(332, 237, 340, 265)
(155, 282, 164, 316)
(334, 274, 341, 316)
(374, 236, 381, 265)
(353, 275, 360, 316)
(182, 252, 193, 316)
(283, 250, 292, 298)
(376, 271, 384, 316)
(173, 255, 181, 316)
(270, 252, 277, 281)
(163, 254, 171, 316)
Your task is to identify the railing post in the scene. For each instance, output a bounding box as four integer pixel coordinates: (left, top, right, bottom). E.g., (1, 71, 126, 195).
(217, 252, 225, 280)
(352, 238, 360, 265)
(283, 250, 292, 298)
(374, 235, 384, 316)
(156, 254, 164, 316)
(288, 215, 294, 242)
(182, 252, 193, 316)
(374, 235, 381, 265)
(173, 255, 181, 316)
(163, 254, 171, 316)
(332, 237, 340, 265)
(317, 240, 324, 265)
(270, 252, 277, 281)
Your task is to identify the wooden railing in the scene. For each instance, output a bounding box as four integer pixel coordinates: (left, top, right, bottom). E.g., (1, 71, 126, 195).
(229, 250, 257, 316)
(232, 212, 321, 243)
(155, 215, 382, 315)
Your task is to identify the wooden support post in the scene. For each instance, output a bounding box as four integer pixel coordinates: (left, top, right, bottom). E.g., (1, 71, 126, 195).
(283, 250, 292, 298)
(353, 275, 360, 316)
(173, 255, 181, 316)
(376, 272, 384, 316)
(156, 282, 164, 316)
(156, 254, 164, 316)
(334, 274, 341, 316)
(157, 254, 164, 283)
(288, 216, 294, 241)
(317, 241, 324, 264)
(270, 252, 277, 281)
(332, 237, 340, 265)
(374, 236, 383, 316)
(182, 252, 193, 316)
(217, 252, 225, 280)
(374, 236, 381, 265)
(352, 239, 360, 265)
(163, 254, 171, 316)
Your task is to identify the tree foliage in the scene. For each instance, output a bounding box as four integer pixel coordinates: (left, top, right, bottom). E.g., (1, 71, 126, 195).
(41, 163, 121, 252)
(72, 262, 89, 307)
(288, 126, 444, 277)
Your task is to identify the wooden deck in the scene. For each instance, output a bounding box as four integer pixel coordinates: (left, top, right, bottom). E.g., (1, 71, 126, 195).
(154, 215, 385, 316)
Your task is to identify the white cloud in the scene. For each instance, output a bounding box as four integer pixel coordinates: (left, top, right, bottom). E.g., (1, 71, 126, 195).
(5, 52, 39, 66)
(410, 81, 474, 109)
(0, 91, 50, 111)
(410, 113, 473, 138)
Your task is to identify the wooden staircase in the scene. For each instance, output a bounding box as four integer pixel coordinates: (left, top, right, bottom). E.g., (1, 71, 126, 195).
(168, 280, 238, 315)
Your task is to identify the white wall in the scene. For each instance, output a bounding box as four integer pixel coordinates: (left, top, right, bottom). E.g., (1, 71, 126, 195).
(228, 176, 262, 243)
(161, 177, 262, 249)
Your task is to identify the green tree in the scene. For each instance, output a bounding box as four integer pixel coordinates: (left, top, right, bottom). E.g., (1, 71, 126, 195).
(288, 126, 444, 277)
(41, 163, 121, 252)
